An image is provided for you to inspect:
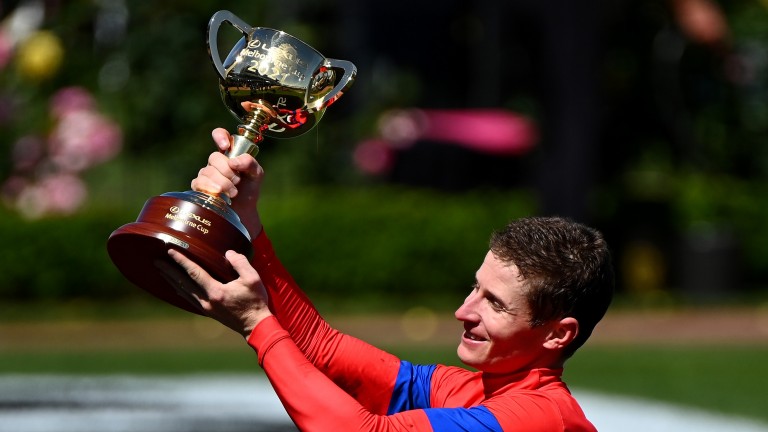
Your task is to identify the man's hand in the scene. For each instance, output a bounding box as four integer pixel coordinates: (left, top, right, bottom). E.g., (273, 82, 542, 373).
(192, 128, 265, 238)
(157, 249, 272, 338)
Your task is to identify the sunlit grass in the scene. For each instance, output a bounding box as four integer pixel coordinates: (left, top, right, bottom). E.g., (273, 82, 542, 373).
(565, 344, 768, 423)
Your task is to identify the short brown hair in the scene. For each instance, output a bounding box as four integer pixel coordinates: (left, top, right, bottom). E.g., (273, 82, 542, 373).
(489, 216, 614, 358)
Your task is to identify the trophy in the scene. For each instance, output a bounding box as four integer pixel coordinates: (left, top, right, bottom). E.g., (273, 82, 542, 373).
(107, 10, 356, 313)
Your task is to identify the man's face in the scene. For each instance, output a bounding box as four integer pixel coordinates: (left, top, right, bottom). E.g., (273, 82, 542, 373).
(454, 251, 553, 374)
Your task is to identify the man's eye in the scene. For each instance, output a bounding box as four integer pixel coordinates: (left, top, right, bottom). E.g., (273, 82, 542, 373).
(487, 298, 505, 311)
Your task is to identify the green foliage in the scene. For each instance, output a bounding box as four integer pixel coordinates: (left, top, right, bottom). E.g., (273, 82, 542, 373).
(3, 1, 768, 306)
(672, 170, 768, 276)
(261, 186, 534, 311)
(0, 186, 535, 310)
(0, 208, 134, 300)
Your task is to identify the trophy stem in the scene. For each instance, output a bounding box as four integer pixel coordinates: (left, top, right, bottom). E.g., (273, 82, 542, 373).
(229, 100, 278, 158)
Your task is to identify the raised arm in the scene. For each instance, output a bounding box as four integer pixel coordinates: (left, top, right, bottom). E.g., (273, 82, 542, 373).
(186, 128, 401, 411)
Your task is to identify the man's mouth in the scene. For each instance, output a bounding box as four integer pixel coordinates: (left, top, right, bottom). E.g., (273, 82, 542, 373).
(463, 331, 485, 342)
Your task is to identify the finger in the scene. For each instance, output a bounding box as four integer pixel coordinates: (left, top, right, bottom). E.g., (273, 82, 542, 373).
(191, 175, 232, 196)
(195, 163, 235, 186)
(154, 258, 205, 312)
(159, 268, 205, 312)
(192, 163, 237, 196)
(167, 249, 216, 293)
(212, 128, 232, 152)
(208, 152, 238, 179)
(208, 152, 242, 194)
(228, 154, 262, 178)
(225, 250, 261, 285)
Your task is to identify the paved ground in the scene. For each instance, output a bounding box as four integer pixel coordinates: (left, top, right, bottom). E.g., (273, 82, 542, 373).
(1, 374, 767, 432)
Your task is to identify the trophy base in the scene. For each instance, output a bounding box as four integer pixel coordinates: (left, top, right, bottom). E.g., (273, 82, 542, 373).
(107, 192, 253, 314)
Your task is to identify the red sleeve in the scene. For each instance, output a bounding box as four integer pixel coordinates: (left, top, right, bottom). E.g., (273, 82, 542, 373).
(250, 230, 401, 413)
(249, 316, 433, 432)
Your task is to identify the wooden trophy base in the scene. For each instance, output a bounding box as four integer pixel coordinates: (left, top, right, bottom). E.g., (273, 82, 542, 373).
(107, 191, 252, 314)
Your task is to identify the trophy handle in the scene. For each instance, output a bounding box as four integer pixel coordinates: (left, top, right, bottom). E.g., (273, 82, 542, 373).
(310, 59, 357, 111)
(207, 10, 253, 80)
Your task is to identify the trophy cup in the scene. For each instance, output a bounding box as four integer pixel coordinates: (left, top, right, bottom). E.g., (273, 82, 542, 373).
(107, 10, 356, 313)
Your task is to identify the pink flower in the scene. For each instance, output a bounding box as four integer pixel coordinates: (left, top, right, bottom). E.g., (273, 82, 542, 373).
(14, 173, 87, 218)
(378, 109, 427, 149)
(376, 109, 538, 156)
(48, 110, 123, 172)
(39, 173, 88, 214)
(353, 139, 394, 176)
(0, 31, 13, 70)
(14, 183, 47, 219)
(49, 86, 96, 119)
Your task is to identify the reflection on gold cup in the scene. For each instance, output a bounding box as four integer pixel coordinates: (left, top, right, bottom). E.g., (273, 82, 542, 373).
(209, 10, 356, 152)
(107, 10, 356, 313)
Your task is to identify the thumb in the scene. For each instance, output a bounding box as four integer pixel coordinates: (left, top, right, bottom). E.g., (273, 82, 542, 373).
(225, 250, 260, 283)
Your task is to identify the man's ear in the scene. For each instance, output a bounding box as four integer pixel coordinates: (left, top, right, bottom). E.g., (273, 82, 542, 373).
(543, 317, 578, 350)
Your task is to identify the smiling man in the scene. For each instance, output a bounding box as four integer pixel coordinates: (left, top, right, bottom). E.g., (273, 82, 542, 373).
(163, 128, 615, 432)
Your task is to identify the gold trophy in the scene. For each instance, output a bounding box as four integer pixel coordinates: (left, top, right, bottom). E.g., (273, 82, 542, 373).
(107, 10, 356, 313)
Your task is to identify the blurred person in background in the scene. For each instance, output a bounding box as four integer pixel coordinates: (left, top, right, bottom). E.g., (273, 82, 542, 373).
(158, 128, 615, 432)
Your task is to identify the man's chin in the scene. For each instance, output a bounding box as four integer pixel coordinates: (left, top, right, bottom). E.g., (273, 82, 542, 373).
(456, 344, 483, 370)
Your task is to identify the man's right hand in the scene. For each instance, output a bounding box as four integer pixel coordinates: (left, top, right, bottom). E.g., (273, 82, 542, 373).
(191, 127, 265, 238)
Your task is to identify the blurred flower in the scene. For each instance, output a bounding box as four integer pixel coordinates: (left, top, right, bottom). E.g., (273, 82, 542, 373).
(39, 173, 88, 215)
(672, 0, 730, 47)
(13, 183, 47, 219)
(3, 0, 45, 45)
(0, 31, 13, 70)
(16, 30, 64, 80)
(1, 85, 123, 218)
(375, 108, 538, 153)
(357, 108, 538, 178)
(49, 109, 123, 172)
(14, 173, 87, 219)
(353, 139, 394, 176)
(12, 134, 46, 173)
(378, 109, 427, 149)
(50, 86, 96, 119)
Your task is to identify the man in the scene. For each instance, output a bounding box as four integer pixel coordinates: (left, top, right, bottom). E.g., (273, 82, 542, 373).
(161, 128, 615, 431)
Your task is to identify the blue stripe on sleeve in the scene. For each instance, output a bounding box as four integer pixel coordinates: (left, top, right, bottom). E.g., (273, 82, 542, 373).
(387, 361, 437, 414)
(424, 406, 503, 432)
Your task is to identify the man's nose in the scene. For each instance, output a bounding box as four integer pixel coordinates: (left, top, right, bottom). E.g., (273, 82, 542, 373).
(455, 291, 478, 321)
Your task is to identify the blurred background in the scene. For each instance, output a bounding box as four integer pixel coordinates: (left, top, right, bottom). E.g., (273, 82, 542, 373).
(1, 0, 767, 429)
